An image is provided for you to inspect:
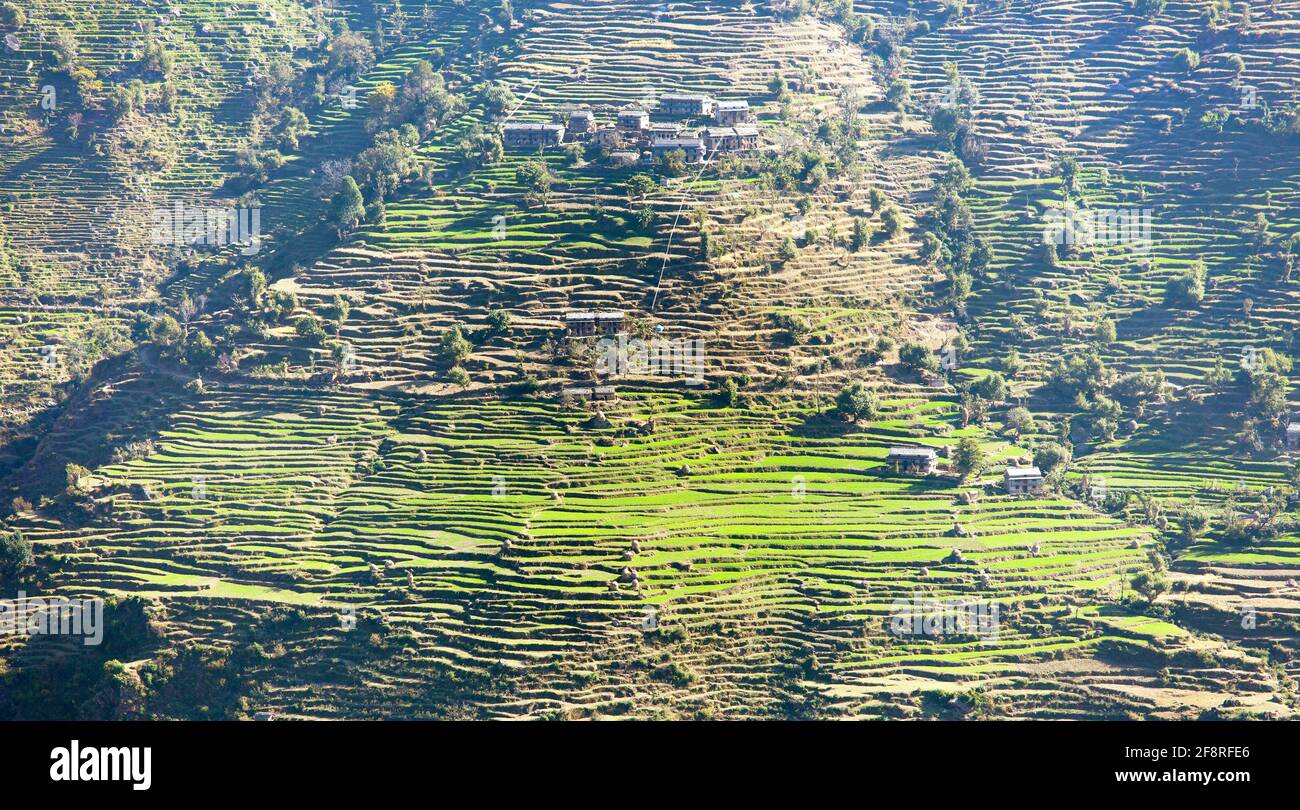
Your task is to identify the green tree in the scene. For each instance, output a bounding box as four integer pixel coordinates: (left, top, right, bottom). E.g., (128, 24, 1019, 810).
(969, 372, 1008, 403)
(836, 380, 881, 422)
(1130, 570, 1170, 606)
(516, 160, 554, 205)
(1033, 441, 1072, 474)
(954, 438, 986, 480)
(0, 529, 34, 587)
(184, 331, 217, 368)
(442, 325, 472, 364)
(330, 176, 366, 237)
(898, 341, 939, 374)
(880, 205, 904, 239)
(1005, 406, 1035, 438)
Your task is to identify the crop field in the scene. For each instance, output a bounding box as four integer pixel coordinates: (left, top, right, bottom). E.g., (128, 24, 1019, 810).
(1, 0, 1299, 722)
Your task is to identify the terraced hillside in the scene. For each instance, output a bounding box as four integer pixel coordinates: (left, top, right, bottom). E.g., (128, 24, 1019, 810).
(1, 0, 1298, 720)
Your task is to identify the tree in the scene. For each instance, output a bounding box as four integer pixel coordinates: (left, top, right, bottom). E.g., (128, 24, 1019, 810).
(954, 438, 986, 480)
(150, 315, 182, 347)
(446, 365, 470, 387)
(1130, 570, 1170, 606)
(238, 267, 268, 309)
(1005, 406, 1035, 438)
(1046, 349, 1108, 398)
(401, 61, 464, 133)
(330, 176, 366, 237)
(0, 529, 33, 587)
(836, 380, 881, 422)
(885, 78, 910, 110)
(658, 148, 688, 177)
(442, 325, 472, 364)
(325, 295, 350, 324)
(1113, 370, 1166, 406)
(368, 82, 399, 118)
(481, 81, 519, 117)
(184, 331, 216, 368)
(1132, 0, 1166, 17)
(778, 236, 798, 263)
(328, 32, 376, 79)
(1033, 441, 1072, 474)
(1180, 501, 1211, 541)
(354, 126, 421, 201)
(454, 125, 503, 168)
(295, 316, 327, 345)
(65, 463, 93, 497)
(969, 372, 1008, 403)
(898, 341, 939, 374)
(0, 3, 28, 28)
(487, 309, 511, 334)
(516, 160, 554, 205)
(1176, 47, 1200, 72)
(880, 205, 904, 239)
(718, 377, 741, 408)
(275, 107, 311, 151)
(851, 217, 871, 251)
(1093, 317, 1117, 345)
(625, 173, 656, 201)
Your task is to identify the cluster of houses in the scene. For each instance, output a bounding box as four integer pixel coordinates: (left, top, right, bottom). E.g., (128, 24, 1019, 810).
(502, 93, 759, 165)
(885, 446, 1045, 494)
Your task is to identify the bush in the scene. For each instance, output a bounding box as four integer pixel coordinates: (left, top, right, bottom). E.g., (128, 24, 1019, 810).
(898, 341, 938, 374)
(295, 316, 327, 345)
(837, 380, 880, 422)
(969, 372, 1008, 403)
(954, 438, 986, 480)
(442, 326, 473, 364)
(1164, 260, 1207, 307)
(0, 529, 34, 587)
(1033, 441, 1072, 474)
(446, 365, 470, 387)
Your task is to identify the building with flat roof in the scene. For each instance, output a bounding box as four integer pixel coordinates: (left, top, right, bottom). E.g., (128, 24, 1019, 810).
(567, 109, 596, 139)
(565, 311, 597, 337)
(659, 93, 715, 118)
(617, 108, 650, 131)
(652, 137, 705, 163)
(714, 99, 752, 125)
(1005, 466, 1044, 494)
(700, 125, 759, 153)
(503, 122, 565, 149)
(887, 447, 937, 475)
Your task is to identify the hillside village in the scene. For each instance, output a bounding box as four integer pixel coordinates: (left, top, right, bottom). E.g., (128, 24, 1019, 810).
(502, 92, 759, 165)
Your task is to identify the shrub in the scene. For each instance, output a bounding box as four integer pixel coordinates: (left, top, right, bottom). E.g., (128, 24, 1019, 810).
(1164, 260, 1207, 306)
(898, 341, 938, 374)
(442, 326, 473, 364)
(837, 380, 880, 422)
(954, 438, 986, 480)
(1176, 48, 1200, 72)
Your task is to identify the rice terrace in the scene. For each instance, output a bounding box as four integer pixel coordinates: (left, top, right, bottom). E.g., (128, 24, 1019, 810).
(1, 0, 1300, 730)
